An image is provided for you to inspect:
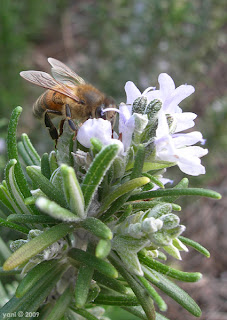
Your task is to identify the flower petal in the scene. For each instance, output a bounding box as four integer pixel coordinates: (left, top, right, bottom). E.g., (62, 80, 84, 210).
(174, 112, 197, 132)
(172, 131, 204, 148)
(124, 81, 141, 105)
(77, 118, 112, 148)
(163, 84, 195, 113)
(177, 161, 206, 176)
(158, 73, 176, 100)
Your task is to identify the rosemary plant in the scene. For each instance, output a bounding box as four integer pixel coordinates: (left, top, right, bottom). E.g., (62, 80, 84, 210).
(0, 73, 221, 320)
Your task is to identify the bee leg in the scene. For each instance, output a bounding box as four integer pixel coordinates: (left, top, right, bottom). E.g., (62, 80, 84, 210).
(65, 104, 78, 139)
(59, 119, 65, 137)
(68, 119, 78, 140)
(44, 112, 59, 146)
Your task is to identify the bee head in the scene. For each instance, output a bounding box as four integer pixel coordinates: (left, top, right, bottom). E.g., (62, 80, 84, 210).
(95, 97, 117, 127)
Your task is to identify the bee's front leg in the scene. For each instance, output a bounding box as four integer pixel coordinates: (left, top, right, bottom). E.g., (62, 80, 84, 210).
(65, 104, 78, 139)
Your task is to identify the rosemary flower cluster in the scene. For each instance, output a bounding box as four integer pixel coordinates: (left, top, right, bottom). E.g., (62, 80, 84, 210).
(0, 74, 221, 320)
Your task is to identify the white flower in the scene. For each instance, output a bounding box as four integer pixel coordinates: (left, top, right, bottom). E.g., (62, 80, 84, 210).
(77, 118, 124, 154)
(146, 73, 195, 114)
(125, 81, 155, 105)
(125, 74, 197, 133)
(155, 112, 208, 176)
(118, 103, 135, 151)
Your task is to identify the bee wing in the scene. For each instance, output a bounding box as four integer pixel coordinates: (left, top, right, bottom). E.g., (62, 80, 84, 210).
(48, 57, 86, 86)
(20, 70, 80, 102)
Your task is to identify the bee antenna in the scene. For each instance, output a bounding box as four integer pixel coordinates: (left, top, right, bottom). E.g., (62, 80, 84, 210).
(102, 107, 120, 115)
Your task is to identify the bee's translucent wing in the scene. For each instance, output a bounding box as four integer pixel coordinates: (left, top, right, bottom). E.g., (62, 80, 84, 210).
(20, 70, 80, 102)
(48, 57, 86, 86)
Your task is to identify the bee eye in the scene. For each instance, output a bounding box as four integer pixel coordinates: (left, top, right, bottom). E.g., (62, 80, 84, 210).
(96, 106, 106, 119)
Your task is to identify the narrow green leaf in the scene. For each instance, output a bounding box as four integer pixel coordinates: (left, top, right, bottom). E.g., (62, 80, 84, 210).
(95, 239, 111, 259)
(3, 223, 74, 270)
(137, 275, 167, 311)
(81, 217, 112, 240)
(122, 306, 147, 320)
(16, 260, 56, 297)
(7, 213, 57, 224)
(94, 293, 139, 306)
(93, 271, 127, 294)
(5, 159, 33, 215)
(18, 141, 34, 166)
(36, 197, 81, 222)
(75, 245, 94, 309)
(21, 133, 41, 165)
(128, 187, 221, 202)
(90, 137, 103, 152)
(0, 184, 17, 214)
(142, 161, 175, 172)
(0, 263, 65, 317)
(70, 308, 100, 320)
(143, 173, 165, 189)
(61, 164, 85, 218)
(7, 106, 31, 198)
(49, 151, 58, 174)
(160, 178, 189, 203)
(109, 252, 156, 320)
(46, 286, 73, 320)
(81, 144, 119, 210)
(179, 236, 210, 257)
(26, 166, 68, 208)
(98, 177, 150, 215)
(41, 153, 51, 179)
(139, 252, 202, 282)
(0, 217, 29, 234)
(68, 248, 118, 279)
(0, 267, 21, 276)
(143, 266, 202, 317)
(130, 144, 145, 179)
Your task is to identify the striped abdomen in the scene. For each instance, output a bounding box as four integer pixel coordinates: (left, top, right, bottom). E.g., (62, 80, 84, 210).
(33, 90, 64, 119)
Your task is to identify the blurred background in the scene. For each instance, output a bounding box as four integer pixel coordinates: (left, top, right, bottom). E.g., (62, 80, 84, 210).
(0, 0, 226, 319)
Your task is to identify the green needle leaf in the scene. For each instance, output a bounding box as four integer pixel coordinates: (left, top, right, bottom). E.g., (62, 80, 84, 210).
(95, 239, 111, 259)
(98, 177, 150, 215)
(75, 244, 94, 308)
(81, 217, 113, 240)
(81, 143, 119, 210)
(128, 187, 221, 202)
(139, 252, 202, 282)
(60, 164, 85, 218)
(143, 266, 202, 317)
(109, 252, 156, 320)
(93, 270, 127, 294)
(0, 217, 29, 234)
(68, 248, 118, 279)
(0, 263, 65, 316)
(179, 236, 210, 257)
(46, 286, 73, 320)
(7, 213, 57, 224)
(5, 159, 33, 215)
(94, 293, 140, 306)
(137, 275, 167, 311)
(36, 197, 81, 222)
(7, 106, 31, 198)
(16, 260, 56, 297)
(21, 133, 41, 166)
(71, 308, 100, 320)
(3, 223, 74, 270)
(26, 166, 68, 208)
(41, 153, 51, 179)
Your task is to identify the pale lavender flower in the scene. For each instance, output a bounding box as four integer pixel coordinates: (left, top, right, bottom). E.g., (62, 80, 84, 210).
(77, 118, 123, 153)
(155, 112, 208, 176)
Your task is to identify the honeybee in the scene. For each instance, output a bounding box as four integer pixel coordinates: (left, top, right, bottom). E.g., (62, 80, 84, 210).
(20, 58, 117, 145)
